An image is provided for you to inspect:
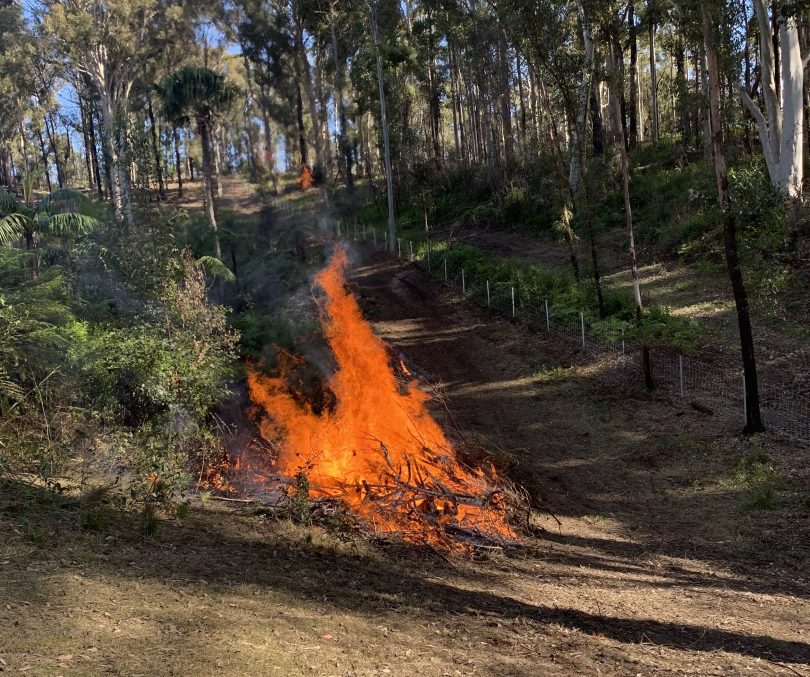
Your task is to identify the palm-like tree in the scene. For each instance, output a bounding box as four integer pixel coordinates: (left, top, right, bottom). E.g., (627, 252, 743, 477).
(159, 67, 238, 267)
(0, 183, 98, 277)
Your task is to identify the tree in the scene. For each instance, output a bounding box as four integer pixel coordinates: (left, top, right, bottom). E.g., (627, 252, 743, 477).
(739, 0, 805, 198)
(369, 1, 396, 253)
(701, 0, 764, 433)
(159, 66, 238, 268)
(41, 0, 163, 226)
(0, 183, 98, 276)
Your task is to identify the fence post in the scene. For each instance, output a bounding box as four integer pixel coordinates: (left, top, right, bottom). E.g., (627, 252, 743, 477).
(544, 299, 550, 331)
(742, 373, 747, 426)
(398, 237, 402, 258)
(409, 241, 413, 259)
(444, 258, 448, 283)
(461, 269, 466, 294)
(486, 280, 491, 307)
(384, 229, 388, 250)
(678, 355, 684, 396)
(580, 312, 586, 348)
(511, 287, 516, 317)
(426, 241, 431, 270)
(337, 220, 341, 238)
(621, 327, 626, 355)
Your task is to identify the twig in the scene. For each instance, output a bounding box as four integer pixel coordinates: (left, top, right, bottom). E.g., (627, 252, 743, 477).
(209, 495, 258, 504)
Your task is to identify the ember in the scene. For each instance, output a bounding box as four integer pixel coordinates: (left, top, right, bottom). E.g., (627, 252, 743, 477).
(245, 246, 520, 552)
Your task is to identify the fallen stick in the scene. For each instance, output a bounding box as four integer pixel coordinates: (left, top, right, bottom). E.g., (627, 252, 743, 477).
(209, 495, 258, 504)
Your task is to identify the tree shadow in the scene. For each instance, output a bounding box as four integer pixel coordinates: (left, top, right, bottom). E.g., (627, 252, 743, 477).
(2, 480, 808, 668)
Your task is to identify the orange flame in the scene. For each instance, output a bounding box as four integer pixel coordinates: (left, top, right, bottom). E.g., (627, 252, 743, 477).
(246, 246, 515, 550)
(298, 166, 313, 190)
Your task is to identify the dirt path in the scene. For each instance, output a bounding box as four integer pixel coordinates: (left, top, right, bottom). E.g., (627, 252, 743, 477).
(348, 252, 810, 674)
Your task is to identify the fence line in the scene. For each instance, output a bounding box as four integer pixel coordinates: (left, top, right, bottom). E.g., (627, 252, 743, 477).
(274, 203, 810, 446)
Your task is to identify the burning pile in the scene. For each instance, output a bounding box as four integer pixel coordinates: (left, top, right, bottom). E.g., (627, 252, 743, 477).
(244, 246, 521, 552)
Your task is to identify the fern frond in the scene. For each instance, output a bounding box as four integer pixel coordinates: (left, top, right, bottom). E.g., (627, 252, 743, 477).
(44, 213, 99, 238)
(0, 213, 31, 244)
(197, 255, 236, 282)
(0, 186, 23, 214)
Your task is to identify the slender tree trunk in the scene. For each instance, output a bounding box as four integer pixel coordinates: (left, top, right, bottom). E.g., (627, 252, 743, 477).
(370, 5, 396, 253)
(172, 127, 183, 197)
(36, 129, 52, 193)
(331, 17, 354, 191)
(702, 1, 764, 433)
(609, 40, 651, 389)
(86, 102, 103, 198)
(293, 10, 324, 169)
(629, 0, 638, 148)
(79, 97, 94, 190)
(146, 96, 166, 200)
(295, 83, 308, 168)
(648, 14, 659, 144)
(98, 95, 125, 221)
(197, 116, 224, 275)
(44, 113, 63, 188)
(498, 27, 513, 160)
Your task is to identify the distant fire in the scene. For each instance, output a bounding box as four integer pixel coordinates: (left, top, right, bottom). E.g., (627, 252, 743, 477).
(244, 246, 517, 551)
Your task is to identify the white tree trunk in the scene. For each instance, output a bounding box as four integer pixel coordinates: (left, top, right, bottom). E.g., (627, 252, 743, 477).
(740, 4, 804, 198)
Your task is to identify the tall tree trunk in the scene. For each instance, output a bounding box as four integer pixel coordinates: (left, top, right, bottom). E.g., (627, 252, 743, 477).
(740, 1, 804, 197)
(197, 115, 223, 268)
(516, 50, 528, 155)
(295, 82, 308, 168)
(44, 113, 63, 188)
(79, 97, 94, 189)
(608, 40, 651, 389)
(172, 127, 183, 198)
(86, 102, 103, 198)
(36, 128, 52, 193)
(648, 13, 659, 144)
(702, 1, 764, 434)
(146, 96, 166, 200)
(331, 17, 354, 191)
(98, 95, 126, 222)
(498, 27, 514, 160)
(293, 7, 324, 169)
(370, 5, 396, 253)
(629, 0, 638, 148)
(570, 2, 594, 197)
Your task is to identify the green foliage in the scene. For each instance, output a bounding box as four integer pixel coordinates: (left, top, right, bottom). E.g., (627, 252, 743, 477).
(158, 67, 239, 126)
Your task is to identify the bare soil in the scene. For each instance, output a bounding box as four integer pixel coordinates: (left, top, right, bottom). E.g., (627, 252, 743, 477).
(1, 183, 808, 676)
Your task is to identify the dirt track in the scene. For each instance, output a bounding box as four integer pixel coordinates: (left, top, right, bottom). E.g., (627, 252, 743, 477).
(348, 251, 810, 675)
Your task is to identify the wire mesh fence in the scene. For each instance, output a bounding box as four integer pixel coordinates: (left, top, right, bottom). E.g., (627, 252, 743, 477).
(281, 205, 810, 447)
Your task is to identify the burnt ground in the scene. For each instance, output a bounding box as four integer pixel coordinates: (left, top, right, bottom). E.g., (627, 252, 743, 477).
(1, 185, 809, 676)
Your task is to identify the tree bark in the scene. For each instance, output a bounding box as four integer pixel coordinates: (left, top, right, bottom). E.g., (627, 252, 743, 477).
(648, 12, 659, 144)
(370, 4, 396, 253)
(146, 95, 166, 200)
(608, 39, 651, 389)
(701, 1, 764, 434)
(629, 0, 638, 148)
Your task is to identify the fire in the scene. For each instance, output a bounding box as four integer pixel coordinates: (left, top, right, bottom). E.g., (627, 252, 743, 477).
(245, 246, 517, 551)
(298, 165, 313, 190)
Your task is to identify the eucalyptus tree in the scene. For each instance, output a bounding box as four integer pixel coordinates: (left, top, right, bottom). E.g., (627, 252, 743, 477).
(40, 0, 164, 226)
(739, 1, 805, 198)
